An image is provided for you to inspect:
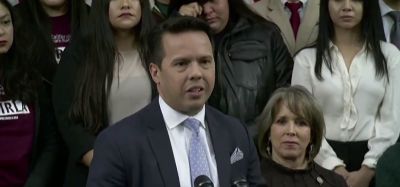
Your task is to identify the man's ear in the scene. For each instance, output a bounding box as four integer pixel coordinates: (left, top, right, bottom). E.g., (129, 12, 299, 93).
(149, 63, 160, 84)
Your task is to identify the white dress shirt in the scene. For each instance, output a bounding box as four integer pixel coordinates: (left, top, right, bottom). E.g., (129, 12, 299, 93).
(281, 0, 308, 19)
(159, 97, 219, 187)
(292, 42, 400, 169)
(379, 0, 398, 43)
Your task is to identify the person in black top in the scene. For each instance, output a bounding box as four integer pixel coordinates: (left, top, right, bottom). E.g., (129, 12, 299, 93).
(257, 86, 347, 187)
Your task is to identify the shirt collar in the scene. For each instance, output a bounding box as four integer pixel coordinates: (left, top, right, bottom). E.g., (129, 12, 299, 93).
(380, 0, 394, 17)
(281, 0, 307, 5)
(328, 41, 336, 51)
(159, 96, 206, 130)
(329, 41, 367, 54)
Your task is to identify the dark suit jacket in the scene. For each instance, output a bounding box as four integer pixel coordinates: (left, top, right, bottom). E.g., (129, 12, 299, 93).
(87, 99, 263, 187)
(376, 143, 400, 187)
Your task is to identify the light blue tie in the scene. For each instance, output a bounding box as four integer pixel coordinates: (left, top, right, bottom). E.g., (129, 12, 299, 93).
(183, 118, 211, 186)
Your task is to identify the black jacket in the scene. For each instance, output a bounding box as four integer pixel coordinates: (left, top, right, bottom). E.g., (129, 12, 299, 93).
(24, 81, 62, 187)
(52, 43, 92, 187)
(208, 17, 293, 137)
(261, 159, 348, 187)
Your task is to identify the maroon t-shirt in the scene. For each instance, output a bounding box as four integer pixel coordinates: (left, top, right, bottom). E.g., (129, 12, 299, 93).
(0, 85, 35, 187)
(51, 12, 71, 63)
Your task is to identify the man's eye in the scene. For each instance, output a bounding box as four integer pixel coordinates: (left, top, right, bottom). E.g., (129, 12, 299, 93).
(200, 59, 212, 66)
(175, 61, 187, 66)
(201, 60, 210, 64)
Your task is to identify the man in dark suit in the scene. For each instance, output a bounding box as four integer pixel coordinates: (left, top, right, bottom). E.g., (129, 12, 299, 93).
(86, 17, 262, 187)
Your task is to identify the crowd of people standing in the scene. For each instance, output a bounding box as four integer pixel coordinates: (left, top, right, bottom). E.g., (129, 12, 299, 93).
(1, 0, 400, 186)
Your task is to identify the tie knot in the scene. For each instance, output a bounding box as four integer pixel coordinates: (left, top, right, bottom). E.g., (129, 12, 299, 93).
(285, 2, 302, 12)
(388, 11, 400, 22)
(184, 118, 201, 135)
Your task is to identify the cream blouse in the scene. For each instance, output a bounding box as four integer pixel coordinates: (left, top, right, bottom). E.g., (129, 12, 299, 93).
(108, 49, 152, 125)
(292, 42, 400, 169)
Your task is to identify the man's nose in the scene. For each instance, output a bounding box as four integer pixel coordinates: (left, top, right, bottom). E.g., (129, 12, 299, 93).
(189, 62, 203, 80)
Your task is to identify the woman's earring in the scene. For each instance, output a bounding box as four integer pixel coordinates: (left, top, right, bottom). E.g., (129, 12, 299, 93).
(308, 144, 314, 161)
(267, 138, 272, 156)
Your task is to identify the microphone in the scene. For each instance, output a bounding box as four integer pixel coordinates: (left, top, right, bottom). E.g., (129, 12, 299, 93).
(231, 177, 249, 187)
(194, 175, 214, 187)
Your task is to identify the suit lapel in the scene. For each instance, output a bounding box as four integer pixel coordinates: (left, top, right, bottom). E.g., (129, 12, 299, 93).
(206, 106, 232, 187)
(296, 0, 319, 51)
(266, 0, 296, 53)
(146, 99, 180, 187)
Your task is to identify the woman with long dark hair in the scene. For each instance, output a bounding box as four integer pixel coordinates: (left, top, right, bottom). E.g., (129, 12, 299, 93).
(14, 0, 89, 83)
(52, 0, 155, 186)
(292, 0, 400, 187)
(0, 0, 60, 186)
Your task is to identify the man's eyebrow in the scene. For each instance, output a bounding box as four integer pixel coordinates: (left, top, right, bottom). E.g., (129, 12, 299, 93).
(198, 55, 213, 60)
(171, 57, 191, 62)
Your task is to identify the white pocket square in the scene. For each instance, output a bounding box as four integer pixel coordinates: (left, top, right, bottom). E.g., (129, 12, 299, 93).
(230, 147, 244, 164)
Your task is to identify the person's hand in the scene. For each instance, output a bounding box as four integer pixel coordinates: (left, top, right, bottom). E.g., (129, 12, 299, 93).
(81, 149, 94, 167)
(346, 165, 375, 187)
(179, 2, 203, 17)
(334, 166, 350, 181)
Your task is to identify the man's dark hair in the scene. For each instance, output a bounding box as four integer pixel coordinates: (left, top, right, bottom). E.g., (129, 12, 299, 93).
(144, 16, 214, 68)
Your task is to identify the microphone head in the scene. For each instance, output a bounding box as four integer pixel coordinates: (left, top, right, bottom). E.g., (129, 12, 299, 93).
(194, 175, 214, 187)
